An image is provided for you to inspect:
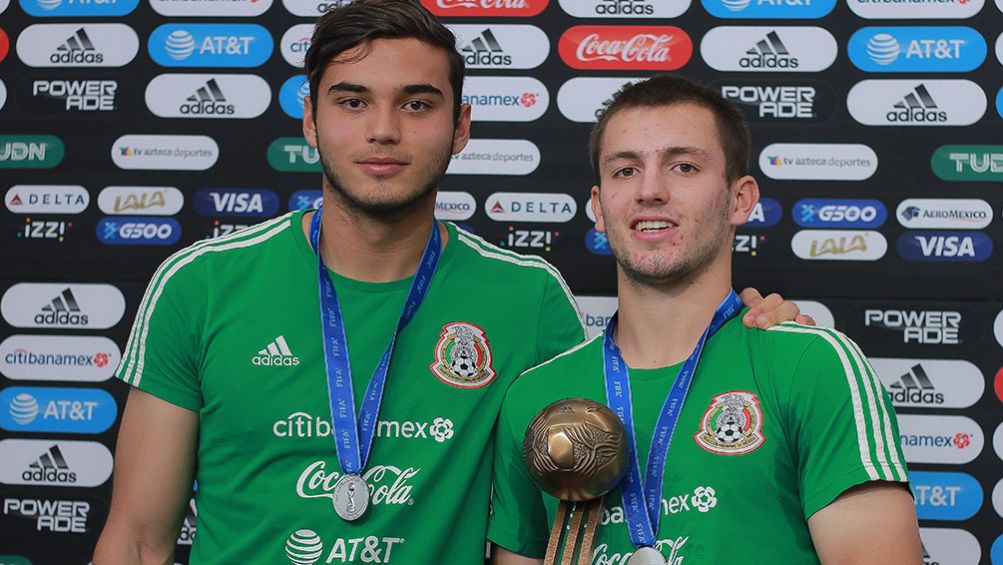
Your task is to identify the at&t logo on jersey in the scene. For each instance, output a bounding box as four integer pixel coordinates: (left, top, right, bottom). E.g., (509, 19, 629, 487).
(701, 27, 837, 72)
(793, 198, 886, 229)
(848, 27, 986, 72)
(863, 308, 961, 345)
(285, 529, 405, 564)
(701, 0, 834, 18)
(148, 24, 273, 68)
(18, 0, 139, 17)
(910, 471, 982, 521)
(420, 0, 547, 17)
(0, 386, 117, 434)
(194, 189, 279, 217)
(16, 24, 139, 67)
(557, 0, 691, 19)
(96, 217, 180, 246)
(898, 415, 983, 464)
(896, 231, 992, 262)
(558, 26, 693, 71)
(448, 25, 550, 69)
(847, 80, 986, 126)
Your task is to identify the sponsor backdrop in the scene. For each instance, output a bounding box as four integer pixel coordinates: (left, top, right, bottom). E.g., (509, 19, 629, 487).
(1, 0, 1002, 562)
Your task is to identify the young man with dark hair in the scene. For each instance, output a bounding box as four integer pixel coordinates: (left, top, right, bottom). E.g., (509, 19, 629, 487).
(489, 75, 922, 564)
(94, 3, 806, 563)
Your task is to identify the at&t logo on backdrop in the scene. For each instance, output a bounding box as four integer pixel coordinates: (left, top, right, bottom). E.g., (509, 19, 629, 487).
(848, 27, 986, 72)
(279, 76, 310, 119)
(0, 386, 117, 434)
(910, 471, 982, 521)
(148, 24, 272, 68)
(18, 0, 139, 17)
(701, 0, 834, 19)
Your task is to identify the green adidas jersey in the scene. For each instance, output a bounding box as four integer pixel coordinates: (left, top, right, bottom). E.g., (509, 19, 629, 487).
(115, 210, 586, 564)
(489, 316, 908, 564)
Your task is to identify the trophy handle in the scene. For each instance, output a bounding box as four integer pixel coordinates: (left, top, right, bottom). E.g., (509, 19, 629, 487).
(543, 497, 606, 565)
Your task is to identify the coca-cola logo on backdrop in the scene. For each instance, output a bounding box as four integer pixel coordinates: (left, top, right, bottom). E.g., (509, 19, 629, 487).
(420, 0, 547, 16)
(558, 26, 693, 70)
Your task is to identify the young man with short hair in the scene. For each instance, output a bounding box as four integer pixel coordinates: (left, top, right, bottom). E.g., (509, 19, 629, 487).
(489, 76, 922, 565)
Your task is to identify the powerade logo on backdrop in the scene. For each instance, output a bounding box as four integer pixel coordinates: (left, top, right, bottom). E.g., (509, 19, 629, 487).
(716, 80, 836, 123)
(96, 217, 180, 246)
(0, 387, 117, 434)
(848, 27, 986, 72)
(931, 145, 1003, 182)
(149, 24, 272, 68)
(701, 0, 835, 19)
(194, 189, 279, 217)
(910, 471, 982, 521)
(289, 190, 322, 212)
(18, 76, 125, 115)
(793, 199, 886, 229)
(743, 198, 781, 227)
(896, 231, 992, 262)
(0, 135, 64, 169)
(19, 0, 139, 17)
(279, 76, 309, 119)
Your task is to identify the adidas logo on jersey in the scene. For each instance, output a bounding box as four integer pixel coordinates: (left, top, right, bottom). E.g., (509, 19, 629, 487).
(888, 364, 944, 405)
(460, 29, 512, 66)
(23, 445, 77, 483)
(886, 84, 946, 123)
(52, 28, 103, 65)
(739, 31, 798, 69)
(35, 288, 89, 326)
(252, 335, 300, 367)
(179, 79, 235, 116)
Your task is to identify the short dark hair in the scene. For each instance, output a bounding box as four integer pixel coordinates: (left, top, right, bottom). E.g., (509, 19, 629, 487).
(304, 0, 465, 119)
(588, 75, 751, 183)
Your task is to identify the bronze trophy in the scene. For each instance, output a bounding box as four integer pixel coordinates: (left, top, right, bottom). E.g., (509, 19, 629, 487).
(523, 398, 629, 565)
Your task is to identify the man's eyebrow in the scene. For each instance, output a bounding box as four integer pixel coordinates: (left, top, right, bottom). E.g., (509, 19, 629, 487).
(401, 83, 444, 97)
(659, 146, 713, 160)
(602, 150, 641, 166)
(327, 82, 368, 94)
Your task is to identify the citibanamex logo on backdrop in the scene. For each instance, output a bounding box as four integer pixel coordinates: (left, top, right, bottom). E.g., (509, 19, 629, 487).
(4, 185, 88, 215)
(96, 217, 181, 246)
(793, 199, 886, 229)
(284, 529, 406, 565)
(919, 528, 982, 565)
(896, 231, 992, 262)
(0, 135, 64, 169)
(111, 134, 218, 171)
(743, 198, 782, 227)
(863, 308, 963, 345)
(16, 24, 139, 67)
(150, 0, 271, 16)
(870, 358, 984, 409)
(193, 189, 279, 217)
(701, 0, 834, 18)
(97, 186, 184, 216)
(896, 198, 992, 229)
(463, 76, 548, 122)
(898, 415, 983, 464)
(0, 283, 125, 330)
(557, 0, 691, 18)
(716, 80, 836, 123)
(701, 27, 837, 72)
(484, 192, 576, 223)
(557, 76, 644, 123)
(759, 143, 877, 180)
(848, 27, 986, 72)
(280, 24, 312, 67)
(419, 0, 547, 17)
(0, 335, 120, 382)
(18, 0, 140, 17)
(790, 230, 887, 261)
(931, 145, 1003, 182)
(847, 80, 987, 126)
(448, 24, 549, 69)
(0, 439, 113, 487)
(2, 495, 104, 536)
(18, 76, 125, 115)
(575, 295, 617, 338)
(559, 26, 692, 70)
(145, 74, 271, 119)
(0, 386, 118, 434)
(434, 191, 475, 221)
(447, 139, 539, 175)
(847, 0, 983, 19)
(148, 24, 273, 68)
(910, 471, 982, 521)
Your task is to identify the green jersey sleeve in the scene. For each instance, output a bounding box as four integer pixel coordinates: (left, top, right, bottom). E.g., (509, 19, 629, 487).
(115, 251, 207, 412)
(534, 269, 586, 364)
(488, 386, 550, 557)
(772, 325, 908, 519)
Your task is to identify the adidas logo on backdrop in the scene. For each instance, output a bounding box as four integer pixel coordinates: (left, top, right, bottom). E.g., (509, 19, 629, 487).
(252, 336, 300, 367)
(740, 31, 798, 69)
(887, 84, 946, 123)
(35, 288, 88, 326)
(24, 445, 76, 483)
(51, 28, 103, 65)
(460, 29, 511, 66)
(179, 79, 235, 116)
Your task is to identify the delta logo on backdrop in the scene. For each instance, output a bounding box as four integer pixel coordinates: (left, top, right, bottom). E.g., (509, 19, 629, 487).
(150, 0, 272, 16)
(848, 27, 986, 72)
(559, 26, 692, 70)
(0, 387, 117, 434)
(871, 358, 984, 409)
(558, 0, 690, 18)
(0, 135, 65, 170)
(847, 80, 986, 126)
(16, 24, 139, 68)
(18, 0, 139, 17)
(484, 192, 576, 223)
(701, 27, 837, 72)
(0, 283, 125, 330)
(701, 0, 834, 19)
(4, 186, 88, 215)
(910, 471, 982, 521)
(463, 76, 548, 122)
(419, 0, 548, 17)
(449, 25, 550, 69)
(0, 335, 120, 382)
(97, 186, 184, 216)
(279, 76, 310, 119)
(792, 199, 886, 229)
(759, 144, 877, 180)
(931, 145, 1003, 182)
(148, 24, 273, 68)
(145, 74, 271, 119)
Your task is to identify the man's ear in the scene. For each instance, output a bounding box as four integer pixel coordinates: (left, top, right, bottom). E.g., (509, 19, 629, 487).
(729, 175, 760, 226)
(452, 103, 472, 155)
(303, 94, 317, 148)
(591, 185, 605, 233)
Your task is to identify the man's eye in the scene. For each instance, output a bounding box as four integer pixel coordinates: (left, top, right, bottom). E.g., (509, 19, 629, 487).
(404, 100, 429, 111)
(676, 163, 698, 174)
(613, 167, 637, 178)
(341, 99, 365, 109)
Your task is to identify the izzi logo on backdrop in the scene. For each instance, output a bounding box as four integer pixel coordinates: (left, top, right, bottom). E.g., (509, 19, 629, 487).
(19, 219, 72, 242)
(268, 137, 320, 172)
(0, 439, 113, 487)
(16, 24, 139, 67)
(280, 24, 312, 68)
(462, 76, 548, 122)
(448, 25, 549, 69)
(931, 145, 1003, 182)
(848, 27, 986, 72)
(498, 226, 561, 252)
(847, 0, 983, 19)
(701, 27, 837, 72)
(447, 139, 540, 176)
(18, 76, 124, 115)
(910, 471, 982, 521)
(896, 231, 992, 262)
(733, 233, 766, 257)
(0, 283, 125, 330)
(150, 0, 271, 16)
(279, 76, 309, 119)
(484, 192, 576, 223)
(96, 217, 181, 246)
(557, 76, 643, 123)
(701, 0, 835, 18)
(18, 0, 139, 17)
(5, 185, 88, 215)
(896, 198, 992, 229)
(716, 80, 835, 123)
(559, 26, 693, 71)
(847, 80, 986, 126)
(0, 135, 64, 169)
(145, 74, 270, 118)
(0, 387, 117, 434)
(557, 0, 691, 18)
(790, 230, 886, 261)
(793, 199, 886, 229)
(742, 198, 781, 227)
(870, 358, 984, 409)
(420, 0, 548, 17)
(148, 24, 273, 68)
(862, 307, 965, 345)
(193, 189, 279, 217)
(2, 495, 103, 535)
(97, 186, 184, 216)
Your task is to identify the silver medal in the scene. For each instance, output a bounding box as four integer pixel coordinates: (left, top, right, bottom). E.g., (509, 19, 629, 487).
(332, 473, 369, 521)
(627, 546, 668, 565)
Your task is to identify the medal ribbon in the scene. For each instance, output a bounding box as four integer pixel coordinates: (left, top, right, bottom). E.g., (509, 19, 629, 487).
(603, 290, 743, 549)
(310, 206, 442, 474)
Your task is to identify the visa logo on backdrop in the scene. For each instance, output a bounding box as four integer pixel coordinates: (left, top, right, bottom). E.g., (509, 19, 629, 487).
(701, 0, 834, 19)
(896, 231, 992, 262)
(148, 24, 272, 68)
(0, 387, 117, 434)
(849, 27, 986, 72)
(19, 0, 139, 17)
(194, 189, 279, 217)
(910, 471, 982, 521)
(96, 217, 181, 246)
(743, 197, 781, 227)
(793, 198, 886, 228)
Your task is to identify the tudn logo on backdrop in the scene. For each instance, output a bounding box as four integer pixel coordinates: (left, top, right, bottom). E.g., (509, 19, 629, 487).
(849, 27, 986, 72)
(847, 80, 986, 126)
(0, 135, 65, 169)
(16, 24, 139, 67)
(449, 25, 550, 70)
(701, 27, 837, 72)
(931, 145, 1003, 182)
(559, 26, 692, 71)
(148, 24, 273, 68)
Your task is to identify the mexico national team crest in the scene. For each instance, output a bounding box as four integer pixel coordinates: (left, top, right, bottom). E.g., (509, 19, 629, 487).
(429, 322, 496, 388)
(694, 391, 765, 455)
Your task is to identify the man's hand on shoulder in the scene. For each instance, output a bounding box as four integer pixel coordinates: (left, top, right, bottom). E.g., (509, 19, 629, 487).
(739, 287, 816, 329)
